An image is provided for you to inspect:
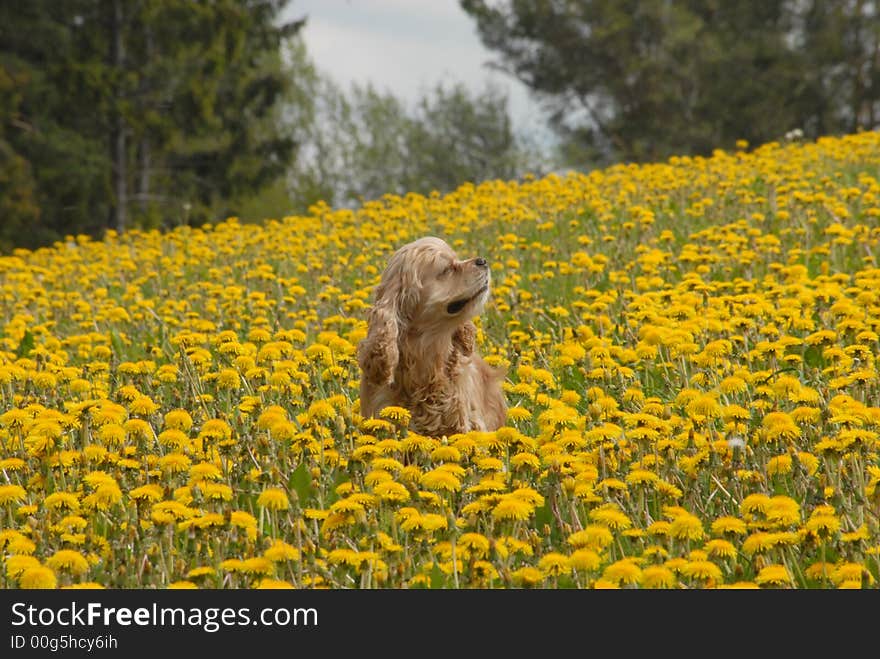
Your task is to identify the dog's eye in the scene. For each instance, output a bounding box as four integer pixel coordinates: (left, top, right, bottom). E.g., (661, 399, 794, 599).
(438, 265, 452, 278)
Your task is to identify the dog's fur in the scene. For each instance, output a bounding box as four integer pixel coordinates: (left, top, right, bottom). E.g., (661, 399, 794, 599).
(357, 236, 507, 437)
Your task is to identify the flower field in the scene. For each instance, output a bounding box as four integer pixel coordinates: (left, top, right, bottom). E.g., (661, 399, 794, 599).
(2, 132, 880, 589)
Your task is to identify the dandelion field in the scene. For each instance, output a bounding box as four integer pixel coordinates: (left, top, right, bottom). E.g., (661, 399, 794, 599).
(2, 133, 880, 589)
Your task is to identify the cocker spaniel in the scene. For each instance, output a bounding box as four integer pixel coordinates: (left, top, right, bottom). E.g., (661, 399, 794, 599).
(357, 236, 507, 437)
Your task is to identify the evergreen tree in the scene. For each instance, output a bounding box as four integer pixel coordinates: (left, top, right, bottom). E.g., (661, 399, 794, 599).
(0, 0, 303, 249)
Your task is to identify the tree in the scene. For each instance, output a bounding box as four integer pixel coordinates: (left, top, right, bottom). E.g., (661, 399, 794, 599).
(286, 40, 543, 211)
(460, 0, 880, 166)
(0, 0, 304, 249)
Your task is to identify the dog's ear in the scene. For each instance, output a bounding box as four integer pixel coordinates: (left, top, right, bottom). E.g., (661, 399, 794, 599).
(452, 321, 476, 356)
(358, 245, 423, 385)
(358, 292, 400, 386)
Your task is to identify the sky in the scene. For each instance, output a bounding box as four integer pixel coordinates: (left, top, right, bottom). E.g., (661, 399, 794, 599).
(284, 0, 554, 142)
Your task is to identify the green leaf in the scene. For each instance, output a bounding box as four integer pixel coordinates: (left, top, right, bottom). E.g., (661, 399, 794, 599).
(16, 330, 35, 358)
(803, 345, 824, 369)
(289, 461, 315, 505)
(429, 562, 446, 589)
(110, 330, 126, 360)
(534, 502, 553, 531)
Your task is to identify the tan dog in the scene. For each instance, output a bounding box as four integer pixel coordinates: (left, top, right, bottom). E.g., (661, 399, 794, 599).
(357, 236, 507, 437)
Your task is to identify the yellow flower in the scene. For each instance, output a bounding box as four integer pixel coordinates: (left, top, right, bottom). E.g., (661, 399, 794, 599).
(682, 560, 722, 583)
(641, 566, 677, 589)
(373, 481, 410, 502)
(766, 454, 792, 476)
(590, 506, 632, 530)
(129, 484, 164, 502)
(46, 549, 90, 575)
(511, 566, 544, 587)
(602, 559, 642, 586)
(379, 406, 411, 425)
(492, 496, 534, 521)
(420, 468, 462, 493)
(457, 533, 491, 559)
(264, 540, 301, 562)
(158, 452, 191, 474)
(765, 495, 801, 526)
(711, 516, 747, 536)
(19, 566, 58, 589)
(6, 555, 42, 578)
(256, 579, 295, 589)
(538, 552, 570, 577)
(199, 419, 233, 442)
(704, 539, 737, 559)
(257, 488, 290, 511)
(569, 549, 601, 572)
(0, 484, 27, 505)
(43, 492, 80, 511)
(668, 512, 705, 541)
(755, 564, 793, 587)
(568, 526, 614, 550)
(506, 406, 532, 421)
(129, 395, 160, 416)
(164, 409, 193, 431)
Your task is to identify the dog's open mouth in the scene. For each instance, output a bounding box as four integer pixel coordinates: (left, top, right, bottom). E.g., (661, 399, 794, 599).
(446, 286, 488, 315)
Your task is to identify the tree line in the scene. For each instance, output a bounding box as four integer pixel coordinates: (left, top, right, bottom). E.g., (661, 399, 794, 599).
(461, 0, 880, 166)
(2, 0, 878, 250)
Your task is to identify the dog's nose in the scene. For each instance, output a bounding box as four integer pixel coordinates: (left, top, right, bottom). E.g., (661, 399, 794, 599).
(475, 257, 488, 268)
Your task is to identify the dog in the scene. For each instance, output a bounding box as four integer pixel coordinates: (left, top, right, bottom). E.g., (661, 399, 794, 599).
(357, 236, 507, 437)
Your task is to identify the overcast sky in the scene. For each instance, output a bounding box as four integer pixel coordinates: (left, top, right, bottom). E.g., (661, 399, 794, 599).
(285, 0, 553, 141)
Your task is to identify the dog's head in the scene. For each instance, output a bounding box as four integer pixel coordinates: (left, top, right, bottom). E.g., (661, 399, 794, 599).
(358, 236, 491, 385)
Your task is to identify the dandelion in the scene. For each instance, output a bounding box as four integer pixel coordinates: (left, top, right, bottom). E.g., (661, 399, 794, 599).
(766, 496, 801, 526)
(568, 526, 614, 550)
(740, 493, 771, 517)
(590, 507, 633, 531)
(43, 492, 80, 512)
(704, 539, 737, 559)
(682, 560, 723, 583)
(755, 564, 793, 587)
(379, 406, 411, 426)
(158, 453, 191, 474)
(199, 419, 233, 442)
(538, 552, 570, 577)
(19, 566, 58, 589)
(5, 555, 42, 578)
(129, 396, 160, 416)
(256, 579, 295, 589)
(373, 481, 410, 503)
(420, 468, 462, 493)
(129, 484, 164, 502)
(46, 549, 90, 575)
(511, 567, 544, 587)
(669, 512, 705, 541)
(711, 516, 748, 536)
(742, 532, 775, 555)
(642, 566, 677, 588)
(569, 549, 601, 572)
(831, 563, 873, 587)
(506, 406, 532, 422)
(602, 559, 642, 586)
(257, 488, 290, 511)
(164, 409, 193, 432)
(492, 496, 534, 521)
(0, 484, 27, 505)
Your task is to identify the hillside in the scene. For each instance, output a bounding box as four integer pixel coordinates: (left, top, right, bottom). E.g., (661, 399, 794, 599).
(1, 132, 879, 588)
